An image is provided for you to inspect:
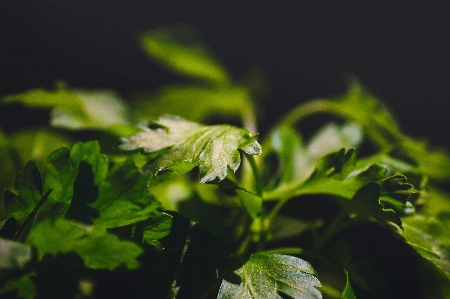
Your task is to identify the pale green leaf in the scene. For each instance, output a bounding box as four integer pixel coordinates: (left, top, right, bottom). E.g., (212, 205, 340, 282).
(9, 129, 71, 169)
(140, 25, 230, 85)
(26, 219, 142, 270)
(3, 86, 136, 133)
(0, 237, 34, 275)
(117, 115, 262, 183)
(134, 85, 252, 123)
(218, 253, 322, 299)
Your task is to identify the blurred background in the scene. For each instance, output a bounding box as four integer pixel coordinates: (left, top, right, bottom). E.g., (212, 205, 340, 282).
(1, 1, 449, 145)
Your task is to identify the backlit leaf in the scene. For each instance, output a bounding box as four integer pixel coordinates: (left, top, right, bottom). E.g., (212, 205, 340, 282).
(218, 253, 322, 299)
(117, 115, 262, 183)
(140, 25, 230, 85)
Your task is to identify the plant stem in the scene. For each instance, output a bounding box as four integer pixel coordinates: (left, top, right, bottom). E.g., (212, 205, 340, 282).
(269, 98, 396, 151)
(246, 155, 262, 197)
(313, 208, 349, 250)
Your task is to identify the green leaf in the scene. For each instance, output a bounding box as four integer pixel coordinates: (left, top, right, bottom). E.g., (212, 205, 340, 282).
(236, 189, 263, 220)
(331, 81, 401, 137)
(26, 219, 142, 270)
(90, 160, 161, 229)
(4, 161, 43, 226)
(0, 273, 37, 299)
(264, 148, 386, 200)
(141, 213, 173, 245)
(117, 115, 262, 183)
(402, 222, 450, 280)
(346, 183, 403, 229)
(140, 25, 230, 85)
(341, 269, 356, 299)
(264, 126, 308, 187)
(218, 253, 322, 299)
(3, 85, 135, 133)
(401, 137, 450, 181)
(134, 85, 252, 123)
(379, 175, 416, 206)
(42, 141, 108, 220)
(307, 123, 362, 161)
(264, 123, 363, 191)
(9, 129, 71, 169)
(0, 130, 16, 219)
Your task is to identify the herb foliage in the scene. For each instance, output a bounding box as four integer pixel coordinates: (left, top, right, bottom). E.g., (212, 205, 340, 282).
(1, 25, 450, 299)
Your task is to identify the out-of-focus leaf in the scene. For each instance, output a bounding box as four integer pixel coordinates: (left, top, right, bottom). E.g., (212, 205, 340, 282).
(3, 86, 136, 134)
(9, 129, 71, 169)
(134, 85, 252, 123)
(333, 81, 400, 135)
(218, 252, 322, 299)
(269, 215, 315, 241)
(401, 137, 450, 181)
(26, 219, 142, 270)
(0, 273, 37, 299)
(0, 237, 34, 277)
(402, 186, 450, 247)
(140, 25, 230, 85)
(0, 130, 18, 219)
(307, 123, 362, 161)
(117, 115, 262, 183)
(402, 222, 450, 280)
(236, 189, 262, 220)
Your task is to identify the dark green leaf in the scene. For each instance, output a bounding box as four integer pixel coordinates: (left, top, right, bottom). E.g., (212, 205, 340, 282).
(379, 175, 417, 206)
(341, 269, 356, 299)
(90, 160, 161, 229)
(26, 219, 142, 270)
(117, 115, 262, 183)
(218, 253, 322, 299)
(346, 183, 402, 229)
(42, 141, 108, 220)
(140, 25, 230, 85)
(402, 222, 450, 280)
(4, 161, 43, 226)
(0, 273, 37, 299)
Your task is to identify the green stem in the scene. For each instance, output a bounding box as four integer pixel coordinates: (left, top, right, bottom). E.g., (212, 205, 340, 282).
(313, 208, 349, 250)
(269, 98, 396, 151)
(246, 155, 262, 197)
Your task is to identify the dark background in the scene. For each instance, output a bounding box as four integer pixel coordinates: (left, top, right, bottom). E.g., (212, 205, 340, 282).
(1, 1, 449, 146)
